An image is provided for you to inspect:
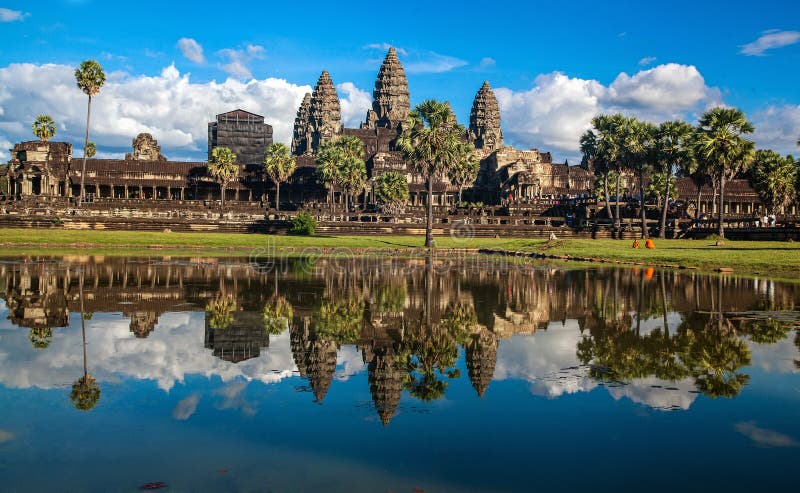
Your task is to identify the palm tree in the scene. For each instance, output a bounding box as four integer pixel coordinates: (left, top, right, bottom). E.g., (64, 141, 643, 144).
(32, 115, 57, 142)
(315, 137, 366, 213)
(316, 140, 342, 213)
(695, 107, 755, 238)
(263, 296, 293, 335)
(397, 99, 465, 247)
(75, 60, 106, 206)
(583, 114, 626, 228)
(206, 293, 237, 330)
(209, 146, 239, 208)
(654, 121, 695, 238)
(447, 142, 480, 204)
(581, 128, 614, 221)
(374, 171, 409, 215)
(85, 141, 97, 159)
(620, 117, 656, 238)
(263, 143, 296, 211)
(751, 150, 797, 215)
(71, 273, 101, 411)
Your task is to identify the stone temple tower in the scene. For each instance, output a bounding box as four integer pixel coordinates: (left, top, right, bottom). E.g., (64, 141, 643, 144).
(469, 81, 503, 151)
(291, 93, 312, 155)
(363, 47, 410, 131)
(308, 70, 342, 152)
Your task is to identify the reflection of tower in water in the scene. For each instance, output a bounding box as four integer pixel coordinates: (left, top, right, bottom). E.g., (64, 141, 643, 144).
(289, 317, 338, 403)
(465, 328, 499, 398)
(366, 344, 405, 425)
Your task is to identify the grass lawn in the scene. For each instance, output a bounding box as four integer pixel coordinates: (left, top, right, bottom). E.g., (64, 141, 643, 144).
(0, 228, 797, 278)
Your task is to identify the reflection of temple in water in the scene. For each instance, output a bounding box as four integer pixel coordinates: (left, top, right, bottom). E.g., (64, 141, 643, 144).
(2, 256, 799, 422)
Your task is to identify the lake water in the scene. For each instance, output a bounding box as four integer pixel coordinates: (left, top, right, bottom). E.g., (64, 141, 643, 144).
(0, 254, 798, 492)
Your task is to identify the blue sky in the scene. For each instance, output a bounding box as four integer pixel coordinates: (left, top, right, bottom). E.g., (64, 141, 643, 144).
(0, 0, 798, 161)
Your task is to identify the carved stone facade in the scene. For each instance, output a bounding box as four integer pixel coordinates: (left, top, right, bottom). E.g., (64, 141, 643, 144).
(125, 133, 166, 161)
(469, 81, 503, 151)
(291, 93, 312, 155)
(208, 109, 273, 166)
(307, 71, 342, 152)
(362, 47, 410, 131)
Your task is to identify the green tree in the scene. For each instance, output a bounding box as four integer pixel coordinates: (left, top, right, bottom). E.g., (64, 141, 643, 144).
(695, 107, 756, 238)
(581, 128, 614, 220)
(750, 150, 797, 215)
(582, 114, 627, 227)
(71, 274, 101, 411)
(646, 172, 678, 209)
(32, 115, 57, 142)
(316, 140, 343, 213)
(206, 293, 236, 330)
(263, 143, 296, 211)
(397, 99, 465, 247)
(654, 121, 695, 238)
(374, 171, 409, 215)
(447, 143, 480, 204)
(209, 146, 239, 208)
(315, 136, 365, 213)
(620, 117, 656, 238)
(75, 60, 106, 206)
(29, 327, 53, 349)
(338, 155, 367, 212)
(263, 297, 293, 335)
(85, 141, 96, 159)
(313, 296, 364, 344)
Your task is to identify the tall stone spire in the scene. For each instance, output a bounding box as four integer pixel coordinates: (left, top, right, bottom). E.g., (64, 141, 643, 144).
(308, 70, 342, 151)
(469, 81, 503, 150)
(364, 47, 410, 130)
(291, 93, 312, 155)
(368, 348, 404, 425)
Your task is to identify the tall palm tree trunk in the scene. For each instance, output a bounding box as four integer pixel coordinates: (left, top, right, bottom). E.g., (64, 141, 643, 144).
(80, 274, 87, 379)
(614, 172, 621, 230)
(696, 185, 702, 221)
(639, 172, 648, 239)
(426, 175, 434, 248)
(458, 186, 463, 205)
(275, 182, 281, 211)
(79, 95, 92, 206)
(221, 183, 226, 208)
(659, 170, 671, 238)
(603, 173, 612, 220)
(717, 174, 725, 238)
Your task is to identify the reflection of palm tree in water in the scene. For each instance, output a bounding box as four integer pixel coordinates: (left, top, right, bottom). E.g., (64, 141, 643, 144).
(70, 273, 101, 411)
(29, 327, 53, 349)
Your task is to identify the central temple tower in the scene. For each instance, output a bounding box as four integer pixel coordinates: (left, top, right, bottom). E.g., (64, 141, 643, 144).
(363, 47, 410, 131)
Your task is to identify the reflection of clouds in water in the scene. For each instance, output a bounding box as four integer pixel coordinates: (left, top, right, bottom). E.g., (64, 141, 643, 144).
(496, 320, 700, 410)
(0, 311, 299, 392)
(735, 421, 798, 447)
(336, 345, 366, 381)
(495, 321, 597, 398)
(749, 335, 799, 374)
(215, 381, 256, 416)
(172, 394, 200, 420)
(607, 377, 697, 411)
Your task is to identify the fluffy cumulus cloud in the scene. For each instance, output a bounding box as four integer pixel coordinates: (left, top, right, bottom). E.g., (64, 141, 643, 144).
(0, 7, 28, 22)
(0, 63, 316, 160)
(177, 37, 205, 63)
(337, 82, 372, 128)
(495, 63, 724, 156)
(740, 30, 800, 56)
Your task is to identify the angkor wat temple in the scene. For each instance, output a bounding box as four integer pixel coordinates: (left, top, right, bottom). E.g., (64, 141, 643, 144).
(2, 47, 777, 236)
(3, 48, 595, 207)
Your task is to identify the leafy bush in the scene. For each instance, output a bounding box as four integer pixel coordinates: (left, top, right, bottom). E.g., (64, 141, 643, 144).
(290, 211, 317, 236)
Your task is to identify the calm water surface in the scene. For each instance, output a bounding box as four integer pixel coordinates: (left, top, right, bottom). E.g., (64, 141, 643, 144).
(0, 255, 798, 492)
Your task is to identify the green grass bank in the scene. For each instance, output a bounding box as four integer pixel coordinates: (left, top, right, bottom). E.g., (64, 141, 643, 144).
(0, 228, 797, 278)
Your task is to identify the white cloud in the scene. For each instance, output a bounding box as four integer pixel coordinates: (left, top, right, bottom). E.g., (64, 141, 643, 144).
(0, 8, 28, 22)
(740, 30, 800, 56)
(638, 56, 656, 66)
(172, 394, 200, 420)
(218, 44, 265, 80)
(479, 57, 496, 69)
(751, 104, 800, 156)
(405, 51, 468, 74)
(0, 62, 316, 160)
(735, 422, 798, 447)
(177, 37, 205, 63)
(495, 63, 723, 154)
(337, 82, 372, 128)
(364, 43, 407, 56)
